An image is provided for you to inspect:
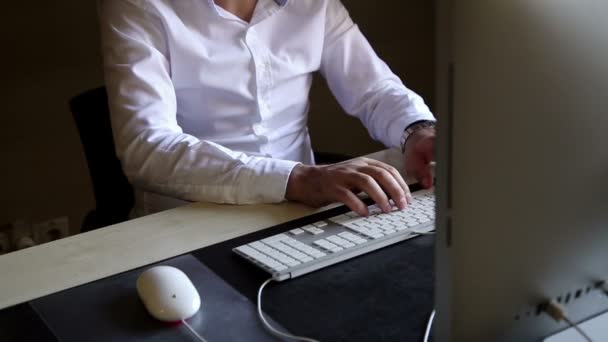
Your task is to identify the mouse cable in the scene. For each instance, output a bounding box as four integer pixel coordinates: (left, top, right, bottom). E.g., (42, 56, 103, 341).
(423, 309, 436, 342)
(182, 319, 208, 342)
(258, 278, 320, 342)
(544, 300, 593, 342)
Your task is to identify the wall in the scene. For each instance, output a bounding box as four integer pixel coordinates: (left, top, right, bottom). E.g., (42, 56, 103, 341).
(0, 1, 434, 235)
(309, 0, 436, 157)
(0, 2, 102, 233)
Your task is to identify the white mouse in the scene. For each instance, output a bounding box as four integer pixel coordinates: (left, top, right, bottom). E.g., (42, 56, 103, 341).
(136, 266, 201, 322)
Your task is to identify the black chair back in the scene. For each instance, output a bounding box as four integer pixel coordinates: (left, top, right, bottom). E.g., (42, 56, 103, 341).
(70, 87, 134, 231)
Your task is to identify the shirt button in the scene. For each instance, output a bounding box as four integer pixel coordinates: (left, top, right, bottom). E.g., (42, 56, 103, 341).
(253, 123, 264, 135)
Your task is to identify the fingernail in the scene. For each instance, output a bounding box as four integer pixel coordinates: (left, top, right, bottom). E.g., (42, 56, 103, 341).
(397, 197, 407, 210)
(406, 193, 413, 204)
(383, 203, 391, 213)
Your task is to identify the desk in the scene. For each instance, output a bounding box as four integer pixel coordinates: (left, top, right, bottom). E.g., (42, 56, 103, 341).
(0, 148, 434, 341)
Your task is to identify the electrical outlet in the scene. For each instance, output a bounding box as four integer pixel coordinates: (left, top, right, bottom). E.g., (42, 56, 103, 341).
(10, 219, 33, 250)
(0, 231, 10, 255)
(33, 216, 70, 244)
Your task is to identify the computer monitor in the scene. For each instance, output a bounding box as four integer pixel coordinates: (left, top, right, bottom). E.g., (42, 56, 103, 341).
(434, 0, 608, 340)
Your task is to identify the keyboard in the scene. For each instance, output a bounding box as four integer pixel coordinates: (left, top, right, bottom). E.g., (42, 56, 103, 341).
(233, 189, 435, 281)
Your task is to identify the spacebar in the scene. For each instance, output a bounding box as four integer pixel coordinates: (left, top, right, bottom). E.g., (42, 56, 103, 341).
(288, 232, 416, 279)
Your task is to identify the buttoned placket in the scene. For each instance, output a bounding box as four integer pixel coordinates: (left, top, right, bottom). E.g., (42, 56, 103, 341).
(209, 0, 285, 156)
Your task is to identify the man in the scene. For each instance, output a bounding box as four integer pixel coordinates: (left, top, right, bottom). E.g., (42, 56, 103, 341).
(99, 0, 436, 217)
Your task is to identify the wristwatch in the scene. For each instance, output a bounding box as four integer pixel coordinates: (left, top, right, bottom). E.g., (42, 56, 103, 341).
(400, 120, 436, 153)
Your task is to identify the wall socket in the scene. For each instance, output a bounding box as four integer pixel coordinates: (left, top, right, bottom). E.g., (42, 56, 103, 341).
(32, 216, 70, 244)
(10, 219, 34, 251)
(0, 231, 10, 255)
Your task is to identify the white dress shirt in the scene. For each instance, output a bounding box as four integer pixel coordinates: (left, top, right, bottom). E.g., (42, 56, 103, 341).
(99, 0, 435, 216)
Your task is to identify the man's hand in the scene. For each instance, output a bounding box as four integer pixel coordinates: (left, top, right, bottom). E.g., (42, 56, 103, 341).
(285, 158, 412, 216)
(403, 127, 436, 189)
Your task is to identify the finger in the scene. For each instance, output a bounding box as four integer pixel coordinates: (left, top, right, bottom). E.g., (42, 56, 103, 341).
(409, 157, 431, 189)
(420, 164, 434, 188)
(364, 159, 408, 191)
(419, 135, 436, 164)
(358, 165, 407, 210)
(333, 187, 369, 216)
(348, 173, 391, 213)
(365, 159, 412, 204)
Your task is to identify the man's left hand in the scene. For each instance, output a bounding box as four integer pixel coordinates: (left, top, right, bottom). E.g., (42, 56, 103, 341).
(403, 127, 436, 189)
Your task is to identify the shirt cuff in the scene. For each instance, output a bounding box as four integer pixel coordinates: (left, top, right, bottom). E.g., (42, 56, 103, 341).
(237, 157, 301, 203)
(388, 112, 436, 150)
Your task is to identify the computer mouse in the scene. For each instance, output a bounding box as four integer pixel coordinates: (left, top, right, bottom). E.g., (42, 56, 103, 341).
(136, 266, 201, 322)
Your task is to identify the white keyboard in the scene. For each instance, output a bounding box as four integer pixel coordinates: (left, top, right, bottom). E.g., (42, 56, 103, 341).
(233, 189, 435, 281)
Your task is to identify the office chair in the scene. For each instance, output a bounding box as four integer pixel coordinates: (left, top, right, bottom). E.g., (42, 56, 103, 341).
(70, 87, 134, 232)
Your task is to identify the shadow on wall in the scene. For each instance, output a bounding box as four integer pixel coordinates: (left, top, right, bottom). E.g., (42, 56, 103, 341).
(309, 0, 436, 157)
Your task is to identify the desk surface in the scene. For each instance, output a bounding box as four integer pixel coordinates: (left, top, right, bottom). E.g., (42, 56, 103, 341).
(0, 148, 411, 310)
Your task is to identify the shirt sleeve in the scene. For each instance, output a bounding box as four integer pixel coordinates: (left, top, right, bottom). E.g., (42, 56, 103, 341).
(99, 0, 298, 204)
(319, 0, 436, 149)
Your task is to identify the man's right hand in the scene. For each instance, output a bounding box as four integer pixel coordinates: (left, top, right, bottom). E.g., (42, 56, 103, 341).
(285, 158, 412, 216)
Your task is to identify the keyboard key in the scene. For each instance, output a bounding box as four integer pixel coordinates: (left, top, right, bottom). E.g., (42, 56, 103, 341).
(362, 230, 384, 239)
(326, 236, 350, 246)
(313, 240, 331, 248)
(283, 259, 301, 267)
(262, 234, 288, 244)
(312, 221, 328, 228)
(338, 232, 358, 240)
(309, 251, 327, 258)
(368, 206, 383, 215)
(249, 243, 272, 254)
(303, 226, 324, 235)
(293, 254, 313, 263)
(339, 232, 367, 244)
(329, 214, 349, 223)
(289, 228, 305, 235)
(235, 246, 260, 259)
(249, 241, 266, 249)
(271, 264, 288, 272)
(313, 239, 343, 252)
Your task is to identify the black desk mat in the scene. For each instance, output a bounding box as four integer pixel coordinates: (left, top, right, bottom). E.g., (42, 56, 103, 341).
(193, 205, 435, 342)
(29, 255, 283, 342)
(0, 302, 58, 342)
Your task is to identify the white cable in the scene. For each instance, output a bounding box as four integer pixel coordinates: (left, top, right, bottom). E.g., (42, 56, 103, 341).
(423, 309, 436, 342)
(257, 278, 320, 342)
(563, 316, 593, 342)
(545, 300, 593, 342)
(182, 319, 208, 342)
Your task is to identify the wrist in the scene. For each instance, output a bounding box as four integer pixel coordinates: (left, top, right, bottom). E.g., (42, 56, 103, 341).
(285, 164, 319, 202)
(401, 121, 436, 153)
(403, 127, 436, 154)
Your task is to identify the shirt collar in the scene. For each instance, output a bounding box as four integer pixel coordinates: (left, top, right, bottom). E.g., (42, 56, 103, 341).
(208, 0, 289, 7)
